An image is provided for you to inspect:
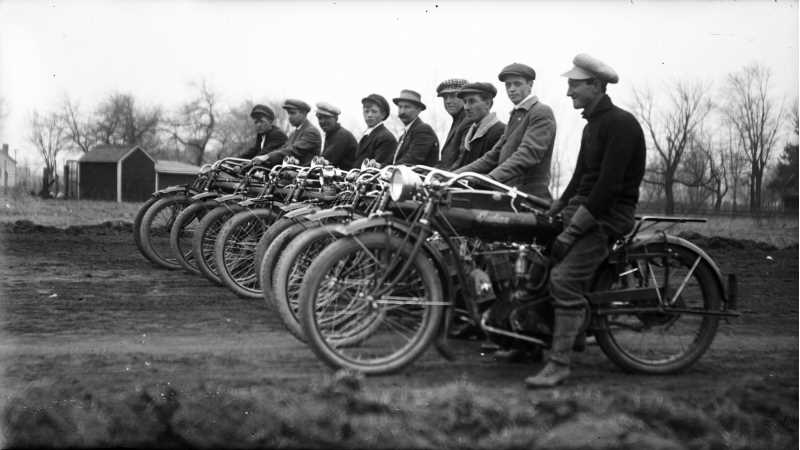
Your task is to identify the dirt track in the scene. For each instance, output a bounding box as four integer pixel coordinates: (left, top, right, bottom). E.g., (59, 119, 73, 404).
(0, 225, 797, 448)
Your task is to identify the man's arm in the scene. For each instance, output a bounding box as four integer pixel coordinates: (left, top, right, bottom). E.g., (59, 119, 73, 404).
(323, 131, 357, 169)
(373, 131, 398, 166)
(262, 129, 288, 153)
(487, 105, 556, 182)
(238, 137, 260, 159)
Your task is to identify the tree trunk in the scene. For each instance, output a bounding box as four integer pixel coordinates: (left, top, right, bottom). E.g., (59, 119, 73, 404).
(663, 173, 675, 215)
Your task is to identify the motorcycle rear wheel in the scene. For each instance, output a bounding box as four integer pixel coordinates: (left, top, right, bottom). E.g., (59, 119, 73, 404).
(593, 241, 721, 374)
(299, 231, 444, 375)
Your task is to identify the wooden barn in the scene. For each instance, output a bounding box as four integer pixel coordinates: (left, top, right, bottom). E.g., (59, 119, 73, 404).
(67, 145, 200, 202)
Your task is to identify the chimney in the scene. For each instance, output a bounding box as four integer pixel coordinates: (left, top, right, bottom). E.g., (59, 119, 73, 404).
(1, 143, 7, 157)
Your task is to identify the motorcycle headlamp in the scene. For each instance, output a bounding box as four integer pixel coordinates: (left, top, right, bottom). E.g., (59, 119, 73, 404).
(389, 165, 421, 202)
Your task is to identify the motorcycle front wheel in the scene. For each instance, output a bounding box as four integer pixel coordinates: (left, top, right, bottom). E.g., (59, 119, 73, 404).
(214, 208, 278, 299)
(299, 231, 444, 375)
(169, 199, 217, 275)
(138, 195, 189, 269)
(593, 241, 722, 374)
(191, 203, 245, 286)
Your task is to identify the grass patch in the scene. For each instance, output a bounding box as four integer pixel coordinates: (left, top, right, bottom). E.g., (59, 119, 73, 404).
(3, 372, 796, 449)
(0, 193, 143, 228)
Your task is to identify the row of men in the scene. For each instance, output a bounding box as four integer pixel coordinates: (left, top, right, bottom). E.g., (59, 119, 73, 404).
(238, 61, 557, 199)
(238, 54, 647, 388)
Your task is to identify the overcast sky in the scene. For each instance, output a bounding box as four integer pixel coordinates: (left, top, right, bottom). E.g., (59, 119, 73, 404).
(0, 0, 797, 178)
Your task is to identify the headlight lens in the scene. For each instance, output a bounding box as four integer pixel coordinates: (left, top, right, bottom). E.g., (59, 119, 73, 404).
(389, 166, 421, 202)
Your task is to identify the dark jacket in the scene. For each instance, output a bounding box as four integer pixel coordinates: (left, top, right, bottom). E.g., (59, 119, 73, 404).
(321, 124, 358, 170)
(354, 123, 397, 168)
(238, 127, 288, 159)
(437, 108, 469, 170)
(393, 118, 439, 167)
(265, 118, 322, 165)
(456, 96, 556, 200)
(560, 95, 646, 219)
(447, 113, 505, 171)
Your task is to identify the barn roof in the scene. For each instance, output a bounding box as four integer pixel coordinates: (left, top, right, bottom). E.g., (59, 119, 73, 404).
(156, 160, 201, 175)
(79, 145, 152, 163)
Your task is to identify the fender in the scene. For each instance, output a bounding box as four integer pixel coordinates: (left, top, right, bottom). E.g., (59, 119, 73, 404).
(239, 197, 274, 208)
(632, 233, 731, 306)
(191, 191, 220, 202)
(284, 204, 320, 219)
(303, 208, 354, 223)
(153, 184, 194, 198)
(215, 193, 245, 204)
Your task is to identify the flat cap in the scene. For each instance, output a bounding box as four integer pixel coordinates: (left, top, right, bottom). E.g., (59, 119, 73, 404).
(436, 78, 468, 96)
(250, 104, 275, 121)
(392, 89, 426, 111)
(562, 53, 619, 83)
(361, 94, 391, 120)
(457, 81, 498, 99)
(315, 102, 341, 117)
(282, 98, 311, 113)
(498, 62, 536, 82)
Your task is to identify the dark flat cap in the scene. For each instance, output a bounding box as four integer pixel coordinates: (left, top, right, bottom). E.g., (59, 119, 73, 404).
(250, 104, 275, 121)
(498, 62, 536, 82)
(436, 78, 468, 96)
(561, 53, 619, 83)
(361, 94, 391, 120)
(392, 89, 426, 110)
(282, 98, 311, 113)
(457, 82, 498, 99)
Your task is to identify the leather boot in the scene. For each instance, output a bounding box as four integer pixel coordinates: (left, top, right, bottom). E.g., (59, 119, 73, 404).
(525, 308, 585, 388)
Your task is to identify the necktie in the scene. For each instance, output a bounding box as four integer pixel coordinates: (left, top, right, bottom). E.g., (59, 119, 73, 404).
(464, 122, 478, 152)
(260, 135, 266, 150)
(393, 130, 406, 164)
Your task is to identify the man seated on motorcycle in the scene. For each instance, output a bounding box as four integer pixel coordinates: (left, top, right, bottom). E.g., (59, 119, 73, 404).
(525, 54, 646, 388)
(237, 104, 288, 159)
(251, 99, 322, 167)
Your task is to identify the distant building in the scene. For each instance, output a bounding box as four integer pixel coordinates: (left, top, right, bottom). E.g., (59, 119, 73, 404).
(64, 145, 200, 202)
(0, 143, 17, 194)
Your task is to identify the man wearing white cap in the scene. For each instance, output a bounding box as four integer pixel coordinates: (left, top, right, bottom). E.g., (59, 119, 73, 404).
(316, 102, 358, 170)
(525, 54, 646, 388)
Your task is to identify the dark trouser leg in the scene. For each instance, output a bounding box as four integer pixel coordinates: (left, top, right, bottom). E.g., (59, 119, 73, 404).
(525, 228, 609, 388)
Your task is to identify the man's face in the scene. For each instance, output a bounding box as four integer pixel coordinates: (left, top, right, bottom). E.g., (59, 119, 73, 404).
(504, 76, 533, 105)
(316, 114, 338, 133)
(286, 109, 305, 127)
(462, 94, 491, 122)
(566, 78, 602, 110)
(440, 92, 464, 117)
(396, 101, 421, 125)
(363, 102, 383, 128)
(253, 116, 272, 134)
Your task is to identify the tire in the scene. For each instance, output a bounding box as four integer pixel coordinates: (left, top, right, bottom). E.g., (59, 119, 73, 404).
(253, 217, 303, 297)
(593, 241, 722, 374)
(133, 195, 162, 259)
(299, 232, 445, 375)
(271, 223, 340, 341)
(192, 203, 246, 285)
(214, 208, 278, 299)
(139, 196, 189, 269)
(169, 200, 217, 275)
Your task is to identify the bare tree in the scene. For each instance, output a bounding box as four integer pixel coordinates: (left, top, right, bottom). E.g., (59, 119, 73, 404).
(165, 80, 219, 166)
(631, 80, 714, 214)
(61, 96, 98, 153)
(94, 92, 162, 149)
(723, 63, 784, 213)
(29, 110, 67, 197)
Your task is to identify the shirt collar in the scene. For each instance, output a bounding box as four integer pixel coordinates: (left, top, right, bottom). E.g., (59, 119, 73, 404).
(402, 117, 418, 132)
(582, 94, 613, 120)
(513, 93, 538, 112)
(363, 121, 383, 137)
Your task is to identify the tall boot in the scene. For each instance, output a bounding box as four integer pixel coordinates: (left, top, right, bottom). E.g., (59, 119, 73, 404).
(524, 308, 585, 388)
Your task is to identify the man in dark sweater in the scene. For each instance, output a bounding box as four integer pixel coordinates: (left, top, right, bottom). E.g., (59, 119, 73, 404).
(354, 94, 397, 167)
(254, 99, 321, 166)
(435, 78, 470, 170)
(238, 104, 288, 159)
(316, 102, 358, 170)
(526, 54, 646, 388)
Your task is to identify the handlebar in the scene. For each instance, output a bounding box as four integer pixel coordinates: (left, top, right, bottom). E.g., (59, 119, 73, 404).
(442, 172, 551, 210)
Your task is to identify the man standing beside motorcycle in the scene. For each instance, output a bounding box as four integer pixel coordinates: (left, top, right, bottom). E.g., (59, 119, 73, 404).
(525, 54, 646, 388)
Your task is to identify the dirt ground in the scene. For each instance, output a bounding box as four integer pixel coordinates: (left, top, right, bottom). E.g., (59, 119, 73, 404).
(0, 222, 797, 448)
